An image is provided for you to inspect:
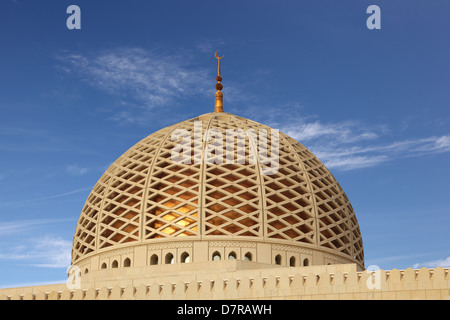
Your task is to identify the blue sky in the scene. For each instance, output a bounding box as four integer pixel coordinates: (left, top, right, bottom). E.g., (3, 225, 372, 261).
(1, 0, 449, 288)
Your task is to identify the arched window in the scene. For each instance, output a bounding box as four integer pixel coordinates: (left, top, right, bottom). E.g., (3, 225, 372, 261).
(112, 260, 118, 268)
(165, 252, 174, 264)
(124, 258, 131, 267)
(244, 252, 252, 261)
(101, 263, 107, 269)
(212, 251, 221, 261)
(228, 251, 237, 260)
(289, 256, 296, 267)
(150, 254, 159, 265)
(303, 258, 309, 266)
(181, 252, 190, 263)
(84, 268, 89, 274)
(275, 254, 282, 265)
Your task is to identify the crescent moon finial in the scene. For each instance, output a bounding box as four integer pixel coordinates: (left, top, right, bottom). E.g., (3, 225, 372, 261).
(215, 50, 224, 60)
(215, 50, 224, 78)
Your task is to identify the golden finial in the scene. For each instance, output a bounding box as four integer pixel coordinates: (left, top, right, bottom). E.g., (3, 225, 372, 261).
(214, 51, 224, 112)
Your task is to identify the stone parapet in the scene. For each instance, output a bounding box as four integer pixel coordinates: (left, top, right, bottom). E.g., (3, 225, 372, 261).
(1, 263, 449, 300)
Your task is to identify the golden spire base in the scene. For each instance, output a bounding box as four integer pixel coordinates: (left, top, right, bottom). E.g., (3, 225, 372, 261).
(215, 91, 223, 112)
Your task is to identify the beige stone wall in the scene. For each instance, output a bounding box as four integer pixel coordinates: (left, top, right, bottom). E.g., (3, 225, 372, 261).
(1, 262, 449, 300)
(66, 239, 361, 284)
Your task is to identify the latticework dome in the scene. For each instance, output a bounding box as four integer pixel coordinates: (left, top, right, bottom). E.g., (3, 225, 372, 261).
(72, 111, 364, 271)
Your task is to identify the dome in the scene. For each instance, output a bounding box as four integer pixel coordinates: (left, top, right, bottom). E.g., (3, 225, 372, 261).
(71, 111, 364, 271)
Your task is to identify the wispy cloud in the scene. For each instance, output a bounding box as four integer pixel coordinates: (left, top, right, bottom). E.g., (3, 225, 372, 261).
(0, 235, 72, 269)
(311, 134, 450, 171)
(195, 38, 226, 54)
(66, 164, 89, 175)
(413, 256, 450, 269)
(0, 220, 74, 273)
(248, 107, 450, 171)
(282, 120, 379, 144)
(0, 187, 92, 207)
(322, 155, 388, 171)
(57, 47, 210, 123)
(0, 218, 75, 236)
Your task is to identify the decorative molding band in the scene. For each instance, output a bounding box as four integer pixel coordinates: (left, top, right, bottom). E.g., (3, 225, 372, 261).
(75, 258, 90, 268)
(99, 247, 134, 259)
(271, 244, 313, 255)
(147, 242, 193, 251)
(208, 241, 257, 248)
(324, 253, 353, 264)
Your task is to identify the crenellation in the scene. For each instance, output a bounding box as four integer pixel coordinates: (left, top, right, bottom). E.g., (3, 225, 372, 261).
(10, 293, 22, 300)
(48, 290, 60, 300)
(35, 291, 47, 300)
(124, 284, 136, 299)
(110, 285, 123, 299)
(198, 279, 212, 300)
(134, 284, 148, 300)
(252, 275, 265, 298)
(417, 267, 433, 289)
(317, 272, 332, 295)
(23, 292, 36, 300)
(303, 273, 319, 295)
(84, 287, 97, 300)
(174, 281, 187, 299)
(160, 281, 173, 299)
(72, 288, 85, 300)
(97, 287, 110, 300)
(237, 277, 252, 299)
(331, 271, 346, 294)
(223, 277, 237, 300)
(402, 269, 417, 290)
(387, 269, 402, 291)
(379, 269, 389, 291)
(185, 280, 199, 299)
(265, 275, 278, 297)
(431, 267, 447, 289)
(148, 283, 161, 299)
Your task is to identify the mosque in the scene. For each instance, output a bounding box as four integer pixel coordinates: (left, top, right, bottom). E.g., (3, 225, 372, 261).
(0, 53, 449, 300)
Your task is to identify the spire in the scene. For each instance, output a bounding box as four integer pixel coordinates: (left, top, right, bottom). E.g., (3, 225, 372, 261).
(214, 51, 224, 112)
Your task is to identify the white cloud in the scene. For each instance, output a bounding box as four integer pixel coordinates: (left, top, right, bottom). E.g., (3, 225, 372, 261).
(282, 120, 379, 144)
(0, 187, 91, 207)
(304, 135, 449, 170)
(233, 103, 449, 172)
(58, 47, 210, 114)
(322, 155, 388, 171)
(413, 256, 450, 269)
(0, 235, 72, 269)
(263, 112, 450, 171)
(434, 135, 450, 151)
(31, 236, 72, 268)
(0, 218, 74, 236)
(67, 164, 89, 175)
(0, 219, 74, 269)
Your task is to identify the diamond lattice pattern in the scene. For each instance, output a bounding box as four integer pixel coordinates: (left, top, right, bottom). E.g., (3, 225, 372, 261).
(72, 113, 364, 266)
